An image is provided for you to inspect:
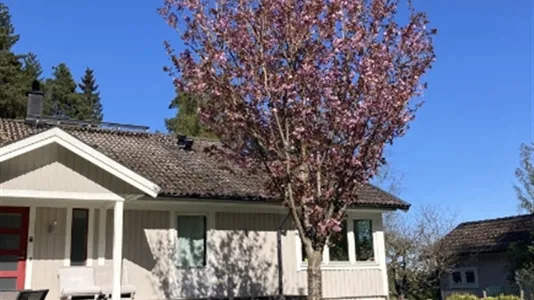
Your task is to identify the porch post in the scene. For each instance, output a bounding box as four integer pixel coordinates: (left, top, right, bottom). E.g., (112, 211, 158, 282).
(112, 201, 124, 300)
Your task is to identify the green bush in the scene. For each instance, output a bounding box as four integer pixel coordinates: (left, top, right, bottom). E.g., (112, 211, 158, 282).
(447, 294, 479, 300)
(447, 294, 521, 300)
(492, 295, 521, 300)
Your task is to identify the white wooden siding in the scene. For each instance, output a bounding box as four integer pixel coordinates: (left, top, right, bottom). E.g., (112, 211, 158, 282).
(26, 207, 386, 300)
(31, 207, 68, 300)
(0, 143, 140, 196)
(102, 210, 386, 299)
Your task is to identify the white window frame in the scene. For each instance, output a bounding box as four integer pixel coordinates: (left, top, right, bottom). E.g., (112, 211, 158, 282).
(170, 212, 213, 269)
(449, 267, 479, 288)
(295, 212, 382, 271)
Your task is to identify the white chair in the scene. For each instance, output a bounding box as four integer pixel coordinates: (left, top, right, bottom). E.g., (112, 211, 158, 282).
(95, 263, 136, 299)
(58, 267, 101, 300)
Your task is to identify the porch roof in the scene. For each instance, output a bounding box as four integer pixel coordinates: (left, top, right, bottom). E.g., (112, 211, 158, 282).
(0, 118, 410, 210)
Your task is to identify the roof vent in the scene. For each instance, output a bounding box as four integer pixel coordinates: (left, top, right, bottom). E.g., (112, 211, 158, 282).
(26, 80, 44, 119)
(177, 135, 194, 151)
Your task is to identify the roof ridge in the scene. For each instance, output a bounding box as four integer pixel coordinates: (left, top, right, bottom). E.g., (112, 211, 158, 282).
(0, 118, 221, 142)
(457, 213, 534, 227)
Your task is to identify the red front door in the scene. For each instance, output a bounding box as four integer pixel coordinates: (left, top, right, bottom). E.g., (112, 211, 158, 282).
(0, 207, 29, 290)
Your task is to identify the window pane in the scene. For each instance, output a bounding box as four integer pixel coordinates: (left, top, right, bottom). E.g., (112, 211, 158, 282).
(354, 220, 374, 261)
(70, 209, 89, 266)
(176, 216, 206, 268)
(301, 242, 308, 262)
(330, 220, 349, 261)
(0, 277, 17, 290)
(0, 234, 20, 250)
(452, 271, 462, 284)
(0, 255, 18, 271)
(465, 271, 476, 283)
(0, 213, 22, 229)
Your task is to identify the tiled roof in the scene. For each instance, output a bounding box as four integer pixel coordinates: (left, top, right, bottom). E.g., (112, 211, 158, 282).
(444, 213, 534, 255)
(0, 118, 410, 209)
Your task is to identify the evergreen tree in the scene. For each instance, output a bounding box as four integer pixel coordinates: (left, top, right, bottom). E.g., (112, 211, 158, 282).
(22, 52, 42, 84)
(0, 2, 18, 50)
(44, 63, 81, 119)
(78, 67, 103, 121)
(165, 92, 216, 138)
(0, 2, 26, 118)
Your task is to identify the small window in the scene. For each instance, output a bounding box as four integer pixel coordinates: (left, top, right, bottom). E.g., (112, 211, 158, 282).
(452, 271, 462, 284)
(176, 215, 206, 268)
(450, 268, 478, 287)
(329, 220, 349, 261)
(354, 219, 374, 261)
(465, 271, 476, 283)
(70, 209, 89, 266)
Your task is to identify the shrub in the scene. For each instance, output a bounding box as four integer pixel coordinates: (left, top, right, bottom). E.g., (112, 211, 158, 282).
(447, 294, 479, 300)
(493, 295, 521, 300)
(447, 294, 521, 300)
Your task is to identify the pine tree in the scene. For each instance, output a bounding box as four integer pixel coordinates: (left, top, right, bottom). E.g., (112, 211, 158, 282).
(44, 63, 81, 119)
(0, 2, 18, 50)
(0, 2, 27, 118)
(165, 92, 216, 138)
(78, 67, 103, 121)
(22, 52, 42, 84)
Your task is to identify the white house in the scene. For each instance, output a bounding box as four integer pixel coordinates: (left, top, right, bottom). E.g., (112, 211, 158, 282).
(0, 90, 410, 300)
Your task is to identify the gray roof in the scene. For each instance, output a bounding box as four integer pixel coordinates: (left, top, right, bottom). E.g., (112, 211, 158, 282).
(0, 118, 410, 209)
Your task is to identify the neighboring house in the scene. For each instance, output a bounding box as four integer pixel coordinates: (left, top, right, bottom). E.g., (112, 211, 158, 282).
(0, 90, 410, 300)
(441, 213, 534, 299)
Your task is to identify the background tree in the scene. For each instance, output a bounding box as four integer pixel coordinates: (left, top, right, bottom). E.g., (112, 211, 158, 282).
(515, 143, 534, 213)
(78, 67, 103, 121)
(44, 63, 82, 118)
(165, 92, 216, 137)
(161, 0, 435, 298)
(512, 143, 534, 294)
(385, 206, 457, 300)
(0, 2, 27, 118)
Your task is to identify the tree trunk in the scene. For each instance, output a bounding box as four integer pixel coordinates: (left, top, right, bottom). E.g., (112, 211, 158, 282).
(307, 250, 323, 300)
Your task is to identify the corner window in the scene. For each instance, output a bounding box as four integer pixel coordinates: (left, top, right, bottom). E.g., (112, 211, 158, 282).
(329, 220, 349, 261)
(354, 219, 374, 261)
(298, 216, 378, 269)
(176, 215, 206, 268)
(70, 209, 89, 266)
(450, 268, 478, 288)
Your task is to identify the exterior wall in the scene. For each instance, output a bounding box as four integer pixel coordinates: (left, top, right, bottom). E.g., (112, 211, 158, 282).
(441, 252, 516, 298)
(0, 143, 140, 196)
(30, 207, 68, 300)
(24, 207, 387, 300)
(102, 210, 387, 300)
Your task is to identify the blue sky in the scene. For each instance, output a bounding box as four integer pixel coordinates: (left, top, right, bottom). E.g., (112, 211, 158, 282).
(5, 0, 532, 223)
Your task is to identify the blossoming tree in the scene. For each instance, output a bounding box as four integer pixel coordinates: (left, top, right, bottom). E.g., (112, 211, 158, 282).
(160, 0, 435, 298)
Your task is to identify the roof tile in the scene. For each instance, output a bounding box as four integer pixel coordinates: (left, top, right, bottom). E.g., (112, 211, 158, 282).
(444, 213, 534, 254)
(0, 119, 410, 209)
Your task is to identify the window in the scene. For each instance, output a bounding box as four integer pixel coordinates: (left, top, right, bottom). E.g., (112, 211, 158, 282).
(465, 271, 476, 283)
(450, 268, 478, 287)
(354, 219, 374, 261)
(176, 215, 206, 268)
(330, 221, 349, 261)
(70, 209, 89, 266)
(452, 271, 462, 284)
(297, 216, 378, 269)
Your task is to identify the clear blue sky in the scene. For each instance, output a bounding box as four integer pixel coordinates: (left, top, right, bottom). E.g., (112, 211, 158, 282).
(5, 0, 533, 223)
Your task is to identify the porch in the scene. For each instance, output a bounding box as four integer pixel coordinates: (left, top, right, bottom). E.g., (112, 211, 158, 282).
(0, 128, 161, 300)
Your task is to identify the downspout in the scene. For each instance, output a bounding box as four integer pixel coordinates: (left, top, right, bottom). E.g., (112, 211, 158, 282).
(277, 213, 291, 298)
